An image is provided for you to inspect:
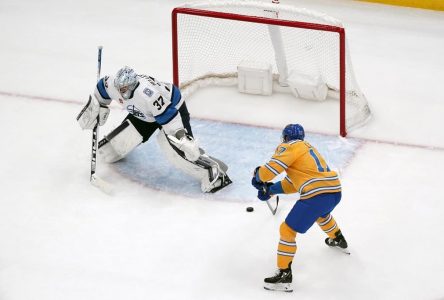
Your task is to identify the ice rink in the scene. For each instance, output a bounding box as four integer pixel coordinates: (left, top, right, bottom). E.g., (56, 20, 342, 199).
(1, 0, 443, 299)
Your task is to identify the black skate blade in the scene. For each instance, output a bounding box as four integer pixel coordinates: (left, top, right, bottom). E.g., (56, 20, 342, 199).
(328, 245, 351, 255)
(340, 248, 351, 255)
(264, 282, 293, 293)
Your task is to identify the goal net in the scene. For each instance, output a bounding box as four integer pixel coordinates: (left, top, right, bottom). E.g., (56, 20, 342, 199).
(172, 1, 371, 137)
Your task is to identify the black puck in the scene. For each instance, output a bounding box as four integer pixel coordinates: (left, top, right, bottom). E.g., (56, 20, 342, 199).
(246, 207, 254, 212)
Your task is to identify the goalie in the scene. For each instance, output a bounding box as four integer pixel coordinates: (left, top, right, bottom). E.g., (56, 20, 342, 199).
(77, 66, 231, 193)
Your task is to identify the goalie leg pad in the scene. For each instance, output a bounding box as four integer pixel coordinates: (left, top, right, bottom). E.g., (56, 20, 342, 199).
(98, 120, 143, 163)
(157, 132, 232, 193)
(166, 130, 200, 162)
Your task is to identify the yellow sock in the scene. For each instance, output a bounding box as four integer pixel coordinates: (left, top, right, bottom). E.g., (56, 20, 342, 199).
(316, 214, 340, 239)
(277, 222, 297, 269)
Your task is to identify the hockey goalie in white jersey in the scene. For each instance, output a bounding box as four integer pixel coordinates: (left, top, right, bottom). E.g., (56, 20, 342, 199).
(77, 66, 231, 193)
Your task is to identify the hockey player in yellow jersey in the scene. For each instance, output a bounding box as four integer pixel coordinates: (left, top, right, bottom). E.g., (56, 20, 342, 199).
(251, 124, 349, 292)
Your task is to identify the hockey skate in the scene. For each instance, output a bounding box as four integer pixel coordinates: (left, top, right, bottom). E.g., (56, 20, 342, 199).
(263, 263, 293, 292)
(325, 230, 350, 255)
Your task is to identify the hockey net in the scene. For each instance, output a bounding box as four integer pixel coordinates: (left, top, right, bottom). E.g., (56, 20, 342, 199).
(172, 1, 371, 136)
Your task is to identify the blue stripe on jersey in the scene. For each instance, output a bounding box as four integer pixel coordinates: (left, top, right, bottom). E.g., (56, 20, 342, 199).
(309, 148, 324, 172)
(154, 86, 181, 125)
(97, 78, 111, 100)
(171, 85, 181, 106)
(155, 107, 179, 125)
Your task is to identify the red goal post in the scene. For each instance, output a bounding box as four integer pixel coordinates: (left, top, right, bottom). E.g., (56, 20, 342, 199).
(172, 1, 371, 137)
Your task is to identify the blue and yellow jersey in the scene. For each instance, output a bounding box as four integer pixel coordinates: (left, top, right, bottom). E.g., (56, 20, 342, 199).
(258, 140, 341, 200)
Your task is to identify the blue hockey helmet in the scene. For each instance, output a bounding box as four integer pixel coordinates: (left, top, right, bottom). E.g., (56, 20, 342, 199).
(282, 124, 305, 142)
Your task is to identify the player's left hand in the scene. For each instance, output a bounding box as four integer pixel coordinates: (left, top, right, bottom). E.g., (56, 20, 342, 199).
(257, 182, 273, 201)
(251, 166, 264, 190)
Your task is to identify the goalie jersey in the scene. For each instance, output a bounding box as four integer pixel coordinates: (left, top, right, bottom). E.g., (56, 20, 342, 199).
(257, 140, 341, 200)
(93, 74, 185, 135)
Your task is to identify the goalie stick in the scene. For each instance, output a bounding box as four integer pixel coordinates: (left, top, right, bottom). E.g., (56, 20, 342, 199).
(89, 46, 112, 194)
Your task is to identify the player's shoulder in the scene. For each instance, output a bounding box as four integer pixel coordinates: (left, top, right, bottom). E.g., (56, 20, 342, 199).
(96, 75, 122, 100)
(282, 139, 306, 148)
(275, 140, 306, 154)
(138, 74, 160, 87)
(135, 80, 159, 100)
(98, 75, 112, 89)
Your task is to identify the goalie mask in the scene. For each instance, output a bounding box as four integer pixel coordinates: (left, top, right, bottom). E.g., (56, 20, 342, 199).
(282, 124, 305, 142)
(114, 66, 138, 100)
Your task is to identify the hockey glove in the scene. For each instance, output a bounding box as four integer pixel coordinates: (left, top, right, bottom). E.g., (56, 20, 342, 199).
(257, 182, 273, 201)
(77, 95, 110, 130)
(251, 166, 264, 190)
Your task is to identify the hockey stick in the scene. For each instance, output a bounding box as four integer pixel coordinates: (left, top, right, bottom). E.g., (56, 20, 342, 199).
(265, 195, 279, 215)
(89, 46, 112, 194)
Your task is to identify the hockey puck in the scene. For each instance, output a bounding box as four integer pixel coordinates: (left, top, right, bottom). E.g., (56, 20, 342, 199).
(246, 207, 254, 212)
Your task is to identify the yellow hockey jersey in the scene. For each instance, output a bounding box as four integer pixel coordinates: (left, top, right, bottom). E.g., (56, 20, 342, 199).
(258, 140, 341, 200)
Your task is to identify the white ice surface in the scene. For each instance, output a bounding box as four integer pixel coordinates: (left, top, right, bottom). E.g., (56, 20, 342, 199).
(0, 0, 444, 299)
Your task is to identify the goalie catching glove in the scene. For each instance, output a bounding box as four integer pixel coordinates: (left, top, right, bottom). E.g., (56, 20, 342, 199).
(167, 129, 200, 162)
(77, 95, 110, 130)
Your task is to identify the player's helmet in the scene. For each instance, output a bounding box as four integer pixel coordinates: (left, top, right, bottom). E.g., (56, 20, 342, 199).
(281, 124, 305, 142)
(114, 66, 138, 100)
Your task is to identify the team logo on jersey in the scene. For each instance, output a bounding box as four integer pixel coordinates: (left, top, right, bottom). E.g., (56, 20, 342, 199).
(276, 146, 287, 155)
(143, 87, 153, 97)
(126, 105, 145, 119)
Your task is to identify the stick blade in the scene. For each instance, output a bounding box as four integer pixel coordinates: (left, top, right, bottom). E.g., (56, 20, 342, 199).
(91, 175, 113, 195)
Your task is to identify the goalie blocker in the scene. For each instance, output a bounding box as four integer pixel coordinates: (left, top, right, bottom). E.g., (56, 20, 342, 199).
(98, 119, 231, 193)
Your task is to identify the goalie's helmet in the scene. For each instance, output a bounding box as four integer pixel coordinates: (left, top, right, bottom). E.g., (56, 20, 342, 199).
(114, 66, 138, 100)
(282, 124, 305, 142)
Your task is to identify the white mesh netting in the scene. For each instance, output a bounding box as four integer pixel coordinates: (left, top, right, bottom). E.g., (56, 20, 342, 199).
(174, 0, 371, 132)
